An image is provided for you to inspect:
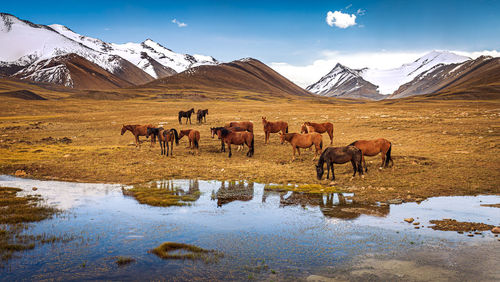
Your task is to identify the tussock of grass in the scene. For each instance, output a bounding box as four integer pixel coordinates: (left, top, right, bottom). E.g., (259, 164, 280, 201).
(150, 242, 220, 260)
(265, 183, 341, 194)
(122, 183, 200, 207)
(115, 256, 135, 266)
(0, 186, 59, 264)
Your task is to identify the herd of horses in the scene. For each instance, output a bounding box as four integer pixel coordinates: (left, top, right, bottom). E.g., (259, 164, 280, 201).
(121, 109, 393, 181)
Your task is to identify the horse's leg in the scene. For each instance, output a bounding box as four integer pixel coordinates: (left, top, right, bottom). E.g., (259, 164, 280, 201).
(362, 154, 368, 172)
(326, 162, 331, 180)
(292, 145, 296, 161)
(329, 130, 333, 145)
(330, 162, 335, 180)
(228, 143, 232, 158)
(380, 152, 386, 170)
(170, 140, 174, 156)
(351, 160, 357, 178)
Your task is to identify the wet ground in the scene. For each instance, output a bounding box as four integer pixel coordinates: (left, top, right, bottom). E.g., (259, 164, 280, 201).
(0, 175, 499, 281)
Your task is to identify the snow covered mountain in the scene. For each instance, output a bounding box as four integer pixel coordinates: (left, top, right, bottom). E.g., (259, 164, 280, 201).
(0, 13, 218, 88)
(307, 51, 470, 99)
(306, 63, 384, 100)
(49, 24, 218, 78)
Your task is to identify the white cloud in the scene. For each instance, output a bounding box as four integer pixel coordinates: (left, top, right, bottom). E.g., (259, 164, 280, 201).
(356, 9, 366, 16)
(326, 11, 357, 28)
(270, 49, 500, 88)
(172, 19, 187, 28)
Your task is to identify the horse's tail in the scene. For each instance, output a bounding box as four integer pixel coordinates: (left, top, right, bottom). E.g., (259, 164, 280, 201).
(286, 125, 288, 133)
(193, 137, 199, 149)
(320, 139, 323, 150)
(170, 129, 179, 145)
(385, 142, 392, 167)
(250, 135, 255, 156)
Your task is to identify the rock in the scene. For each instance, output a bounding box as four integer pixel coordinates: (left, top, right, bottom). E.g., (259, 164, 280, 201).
(415, 198, 425, 202)
(63, 154, 71, 158)
(491, 227, 500, 234)
(32, 187, 38, 191)
(457, 231, 464, 234)
(474, 232, 482, 235)
(467, 234, 474, 237)
(413, 222, 420, 225)
(414, 226, 420, 229)
(404, 218, 414, 223)
(15, 170, 27, 177)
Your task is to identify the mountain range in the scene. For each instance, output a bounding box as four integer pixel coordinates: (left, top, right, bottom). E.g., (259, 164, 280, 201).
(0, 13, 217, 89)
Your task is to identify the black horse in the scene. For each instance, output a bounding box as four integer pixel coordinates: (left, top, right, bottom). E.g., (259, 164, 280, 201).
(178, 108, 195, 124)
(197, 109, 208, 123)
(316, 146, 363, 180)
(146, 127, 164, 144)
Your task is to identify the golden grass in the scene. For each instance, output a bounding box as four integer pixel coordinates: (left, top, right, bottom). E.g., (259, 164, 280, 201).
(0, 96, 499, 203)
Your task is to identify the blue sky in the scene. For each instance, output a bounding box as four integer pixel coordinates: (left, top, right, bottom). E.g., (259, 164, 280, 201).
(3, 0, 499, 85)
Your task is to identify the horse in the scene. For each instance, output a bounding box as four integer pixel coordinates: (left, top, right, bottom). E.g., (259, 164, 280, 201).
(178, 108, 195, 124)
(121, 124, 154, 147)
(280, 132, 323, 161)
(349, 138, 393, 171)
(214, 128, 254, 158)
(145, 127, 164, 146)
(211, 126, 248, 152)
(301, 122, 334, 145)
(157, 128, 179, 156)
(315, 146, 363, 181)
(262, 116, 288, 144)
(179, 129, 200, 153)
(197, 109, 208, 123)
(225, 121, 254, 133)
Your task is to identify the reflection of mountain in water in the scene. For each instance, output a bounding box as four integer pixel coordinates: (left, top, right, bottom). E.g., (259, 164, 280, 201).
(214, 181, 254, 207)
(279, 192, 389, 220)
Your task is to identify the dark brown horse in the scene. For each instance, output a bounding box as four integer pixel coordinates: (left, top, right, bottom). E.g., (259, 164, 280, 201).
(301, 122, 334, 145)
(349, 138, 393, 171)
(214, 128, 254, 158)
(280, 132, 323, 161)
(211, 126, 248, 152)
(197, 109, 208, 123)
(157, 128, 179, 156)
(179, 129, 200, 153)
(121, 124, 154, 146)
(225, 121, 254, 133)
(178, 108, 195, 124)
(315, 146, 363, 181)
(262, 116, 288, 144)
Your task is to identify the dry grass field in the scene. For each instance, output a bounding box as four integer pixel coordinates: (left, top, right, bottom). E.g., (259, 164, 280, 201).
(0, 93, 499, 203)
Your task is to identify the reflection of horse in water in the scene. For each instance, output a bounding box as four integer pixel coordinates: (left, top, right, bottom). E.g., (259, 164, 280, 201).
(137, 179, 201, 201)
(277, 192, 389, 220)
(214, 181, 254, 207)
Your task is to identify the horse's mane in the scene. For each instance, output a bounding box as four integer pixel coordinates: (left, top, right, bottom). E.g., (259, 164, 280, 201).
(220, 128, 231, 137)
(283, 133, 297, 141)
(348, 141, 357, 146)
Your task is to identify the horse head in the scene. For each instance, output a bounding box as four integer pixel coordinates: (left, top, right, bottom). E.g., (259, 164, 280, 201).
(279, 132, 285, 144)
(210, 127, 216, 138)
(300, 124, 308, 134)
(121, 125, 127, 135)
(315, 163, 324, 180)
(190, 108, 195, 113)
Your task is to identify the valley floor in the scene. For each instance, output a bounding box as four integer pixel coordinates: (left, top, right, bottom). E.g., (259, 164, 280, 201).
(0, 96, 498, 203)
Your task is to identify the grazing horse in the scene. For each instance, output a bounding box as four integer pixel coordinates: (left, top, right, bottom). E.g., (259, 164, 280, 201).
(214, 128, 254, 158)
(301, 122, 334, 145)
(315, 146, 363, 181)
(225, 121, 254, 133)
(121, 124, 154, 146)
(179, 129, 200, 153)
(211, 126, 248, 152)
(197, 109, 208, 123)
(349, 138, 393, 171)
(261, 116, 288, 144)
(280, 132, 323, 161)
(178, 108, 195, 124)
(157, 129, 180, 156)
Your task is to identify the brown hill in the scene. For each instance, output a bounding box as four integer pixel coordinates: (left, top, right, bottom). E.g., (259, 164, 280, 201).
(12, 53, 145, 90)
(0, 89, 47, 100)
(390, 56, 500, 100)
(144, 58, 313, 98)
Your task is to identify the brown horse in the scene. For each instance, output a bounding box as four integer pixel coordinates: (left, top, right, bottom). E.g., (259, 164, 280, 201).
(262, 116, 288, 144)
(349, 138, 393, 171)
(315, 146, 363, 181)
(301, 122, 334, 145)
(197, 109, 208, 123)
(157, 129, 180, 156)
(179, 129, 200, 153)
(280, 132, 323, 161)
(121, 124, 154, 146)
(214, 128, 254, 158)
(211, 126, 248, 152)
(225, 121, 254, 133)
